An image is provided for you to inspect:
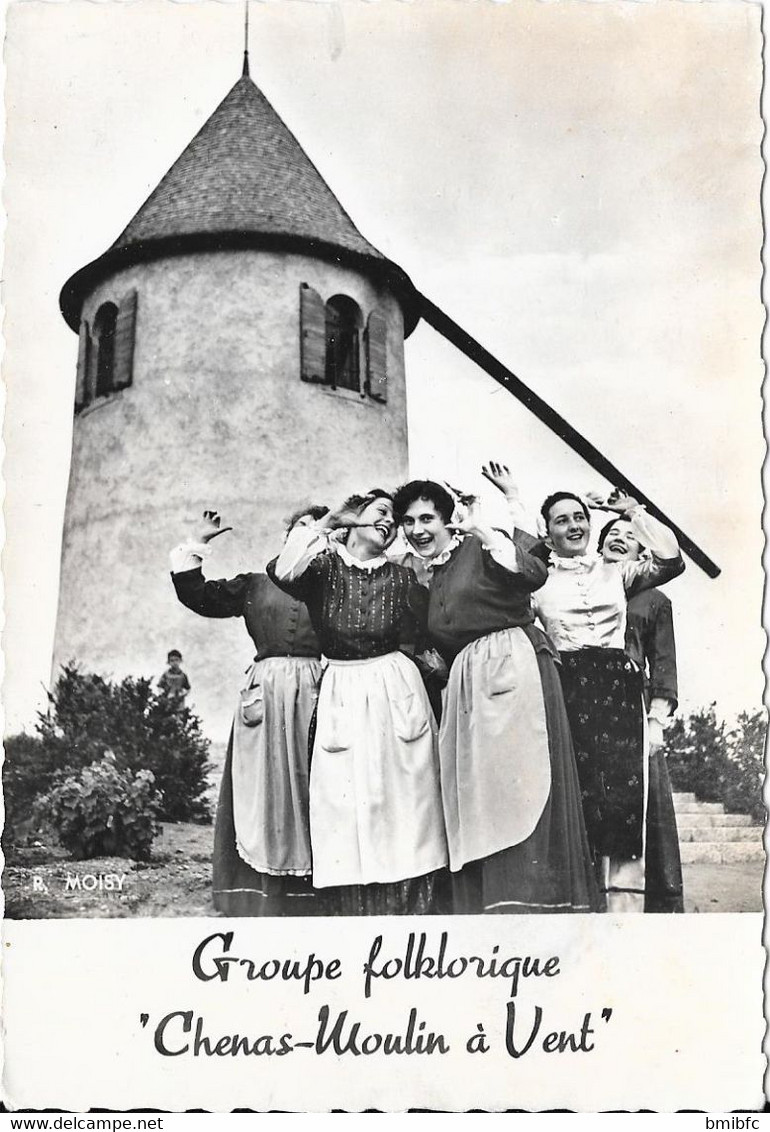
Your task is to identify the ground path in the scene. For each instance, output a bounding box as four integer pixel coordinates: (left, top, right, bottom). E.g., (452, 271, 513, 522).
(4, 820, 762, 918)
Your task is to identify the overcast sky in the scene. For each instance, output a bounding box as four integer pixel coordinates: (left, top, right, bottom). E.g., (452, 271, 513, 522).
(3, 0, 764, 733)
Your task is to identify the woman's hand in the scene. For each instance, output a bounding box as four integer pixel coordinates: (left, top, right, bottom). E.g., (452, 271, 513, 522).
(481, 461, 519, 501)
(648, 717, 665, 754)
(606, 488, 640, 515)
(448, 498, 499, 544)
(585, 489, 639, 515)
(320, 505, 367, 532)
(584, 490, 607, 511)
(443, 479, 478, 508)
(196, 510, 233, 543)
(414, 648, 449, 684)
(444, 483, 501, 545)
(447, 498, 479, 535)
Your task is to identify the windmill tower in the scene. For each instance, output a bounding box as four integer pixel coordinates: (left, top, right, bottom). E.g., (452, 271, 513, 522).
(54, 56, 419, 735)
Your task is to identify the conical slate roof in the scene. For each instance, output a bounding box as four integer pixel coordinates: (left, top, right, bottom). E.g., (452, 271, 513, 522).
(60, 72, 418, 333)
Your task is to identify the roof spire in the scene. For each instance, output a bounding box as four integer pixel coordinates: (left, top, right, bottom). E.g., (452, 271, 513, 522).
(242, 1, 250, 78)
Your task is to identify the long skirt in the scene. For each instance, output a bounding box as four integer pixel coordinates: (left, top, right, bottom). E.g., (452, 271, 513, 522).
(644, 750, 684, 913)
(212, 655, 324, 917)
(444, 627, 601, 914)
(311, 651, 448, 915)
(557, 648, 645, 864)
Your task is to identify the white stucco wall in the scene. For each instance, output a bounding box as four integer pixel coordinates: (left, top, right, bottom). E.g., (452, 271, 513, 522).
(53, 249, 409, 738)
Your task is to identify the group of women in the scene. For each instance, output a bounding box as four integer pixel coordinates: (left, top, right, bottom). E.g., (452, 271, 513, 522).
(169, 464, 684, 917)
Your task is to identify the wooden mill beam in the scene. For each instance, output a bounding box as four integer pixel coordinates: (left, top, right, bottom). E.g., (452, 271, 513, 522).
(417, 292, 721, 579)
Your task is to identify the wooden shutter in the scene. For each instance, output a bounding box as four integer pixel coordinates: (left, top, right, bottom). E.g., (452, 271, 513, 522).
(75, 319, 91, 413)
(324, 302, 340, 389)
(85, 317, 99, 402)
(365, 309, 388, 403)
(299, 283, 328, 384)
(113, 289, 138, 391)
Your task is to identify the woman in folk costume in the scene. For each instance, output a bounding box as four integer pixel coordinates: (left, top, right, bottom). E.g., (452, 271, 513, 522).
(392, 477, 600, 915)
(169, 507, 327, 916)
(598, 515, 684, 913)
(267, 490, 448, 916)
(533, 488, 685, 913)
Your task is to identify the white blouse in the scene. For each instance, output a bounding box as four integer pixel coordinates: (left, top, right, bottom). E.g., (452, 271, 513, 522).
(533, 507, 683, 653)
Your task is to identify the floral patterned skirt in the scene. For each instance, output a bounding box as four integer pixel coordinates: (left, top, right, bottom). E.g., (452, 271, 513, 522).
(557, 648, 645, 862)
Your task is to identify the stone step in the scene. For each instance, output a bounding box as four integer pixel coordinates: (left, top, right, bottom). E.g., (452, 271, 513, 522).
(673, 801, 725, 814)
(679, 841, 765, 865)
(672, 792, 696, 803)
(678, 825, 760, 843)
(675, 812, 754, 828)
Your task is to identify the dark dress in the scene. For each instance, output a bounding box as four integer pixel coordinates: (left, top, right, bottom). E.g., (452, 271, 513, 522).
(626, 589, 684, 913)
(427, 534, 601, 914)
(172, 567, 324, 916)
(267, 544, 449, 915)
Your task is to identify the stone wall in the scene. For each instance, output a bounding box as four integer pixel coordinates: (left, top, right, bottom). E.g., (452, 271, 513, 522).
(53, 249, 409, 738)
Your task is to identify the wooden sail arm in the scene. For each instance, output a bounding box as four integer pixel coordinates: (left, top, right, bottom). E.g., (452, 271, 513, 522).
(417, 292, 720, 579)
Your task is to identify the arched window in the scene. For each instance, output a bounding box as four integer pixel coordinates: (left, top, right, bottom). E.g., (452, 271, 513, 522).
(325, 295, 362, 392)
(92, 302, 119, 397)
(299, 284, 387, 403)
(75, 291, 138, 415)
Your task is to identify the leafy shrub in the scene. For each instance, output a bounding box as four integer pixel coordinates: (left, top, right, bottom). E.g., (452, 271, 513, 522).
(666, 704, 765, 824)
(38, 663, 212, 822)
(2, 731, 62, 849)
(4, 663, 212, 840)
(34, 753, 162, 861)
(722, 710, 766, 824)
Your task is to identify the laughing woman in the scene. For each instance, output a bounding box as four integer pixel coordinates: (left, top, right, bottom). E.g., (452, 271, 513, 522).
(392, 479, 600, 915)
(267, 490, 448, 916)
(533, 489, 685, 912)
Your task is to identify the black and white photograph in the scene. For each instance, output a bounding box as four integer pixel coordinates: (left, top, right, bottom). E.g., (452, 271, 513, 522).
(2, 0, 765, 1112)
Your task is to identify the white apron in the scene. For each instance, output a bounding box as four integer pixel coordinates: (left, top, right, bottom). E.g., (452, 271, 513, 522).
(310, 651, 448, 888)
(231, 655, 322, 876)
(439, 627, 552, 872)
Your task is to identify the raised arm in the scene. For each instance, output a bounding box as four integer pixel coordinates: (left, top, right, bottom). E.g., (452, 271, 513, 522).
(171, 563, 252, 620)
(451, 496, 548, 591)
(266, 519, 335, 602)
(271, 502, 368, 583)
(481, 460, 539, 537)
(589, 490, 684, 596)
(268, 507, 363, 607)
(169, 511, 249, 618)
(621, 504, 684, 596)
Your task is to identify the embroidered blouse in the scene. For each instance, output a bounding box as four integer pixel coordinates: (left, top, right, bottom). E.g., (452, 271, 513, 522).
(533, 506, 685, 653)
(267, 526, 428, 661)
